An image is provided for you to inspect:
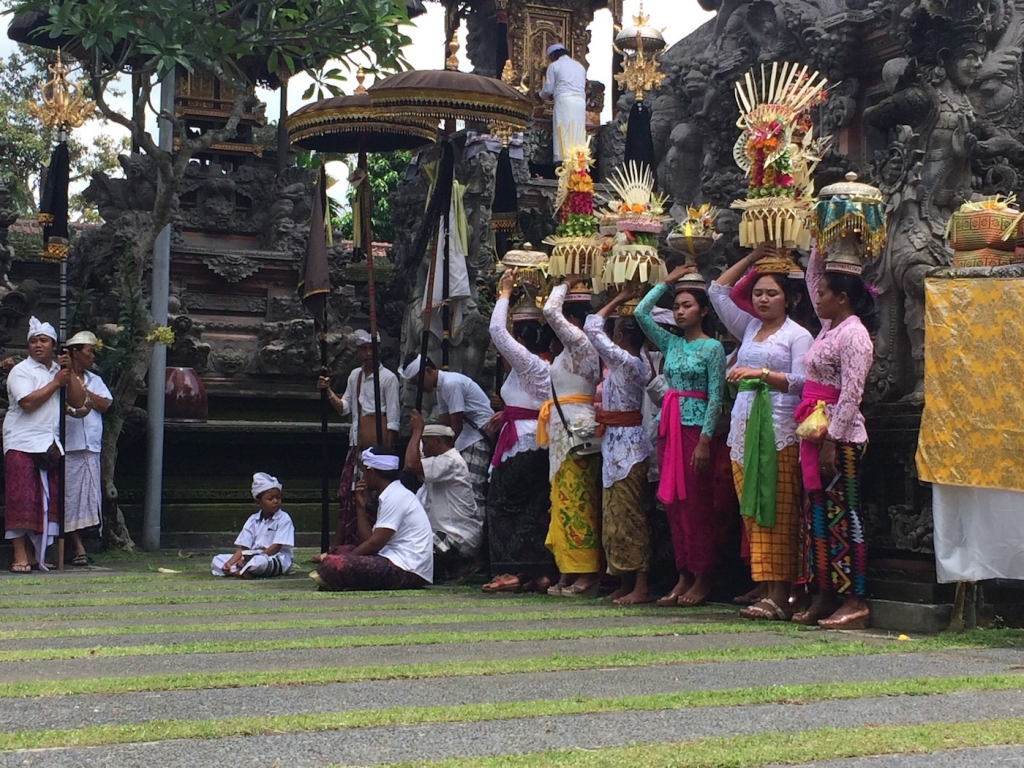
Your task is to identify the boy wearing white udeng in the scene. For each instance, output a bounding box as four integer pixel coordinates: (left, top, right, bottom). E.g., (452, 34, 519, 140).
(211, 473, 295, 578)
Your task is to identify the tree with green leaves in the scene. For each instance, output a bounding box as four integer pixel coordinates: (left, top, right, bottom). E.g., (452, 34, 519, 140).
(335, 150, 411, 243)
(8, 0, 415, 547)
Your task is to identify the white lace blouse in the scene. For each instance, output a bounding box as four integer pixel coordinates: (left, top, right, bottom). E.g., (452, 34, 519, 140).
(584, 314, 652, 488)
(708, 282, 813, 464)
(489, 296, 550, 463)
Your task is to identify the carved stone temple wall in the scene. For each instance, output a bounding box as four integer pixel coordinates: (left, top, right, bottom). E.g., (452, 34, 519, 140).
(604, 0, 1024, 602)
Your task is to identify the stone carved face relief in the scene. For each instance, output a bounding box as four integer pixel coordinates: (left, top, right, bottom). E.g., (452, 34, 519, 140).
(950, 50, 984, 89)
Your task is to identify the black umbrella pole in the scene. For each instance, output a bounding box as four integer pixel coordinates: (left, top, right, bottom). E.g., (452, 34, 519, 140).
(441, 207, 451, 370)
(359, 151, 384, 444)
(319, 318, 330, 554)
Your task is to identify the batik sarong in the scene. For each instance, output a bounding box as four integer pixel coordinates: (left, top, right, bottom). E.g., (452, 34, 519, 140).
(315, 545, 427, 591)
(731, 444, 801, 582)
(337, 449, 374, 547)
(3, 449, 59, 534)
(807, 443, 867, 596)
(487, 448, 554, 575)
(545, 453, 601, 574)
(460, 439, 492, 516)
(602, 459, 650, 575)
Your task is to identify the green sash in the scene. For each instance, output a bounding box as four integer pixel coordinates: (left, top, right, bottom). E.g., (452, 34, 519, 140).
(738, 378, 777, 528)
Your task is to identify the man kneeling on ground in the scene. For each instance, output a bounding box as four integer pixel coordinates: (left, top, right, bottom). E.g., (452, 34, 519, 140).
(311, 447, 433, 591)
(212, 472, 295, 578)
(405, 410, 483, 582)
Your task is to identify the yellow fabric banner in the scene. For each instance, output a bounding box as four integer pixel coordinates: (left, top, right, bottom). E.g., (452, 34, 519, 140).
(917, 277, 1024, 492)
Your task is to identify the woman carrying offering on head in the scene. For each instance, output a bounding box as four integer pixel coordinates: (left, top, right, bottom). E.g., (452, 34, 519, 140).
(481, 269, 556, 594)
(636, 266, 726, 607)
(709, 244, 813, 621)
(539, 276, 603, 597)
(791, 246, 875, 629)
(583, 288, 652, 604)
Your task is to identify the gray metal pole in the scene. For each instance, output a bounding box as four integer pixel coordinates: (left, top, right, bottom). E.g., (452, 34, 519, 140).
(142, 71, 175, 551)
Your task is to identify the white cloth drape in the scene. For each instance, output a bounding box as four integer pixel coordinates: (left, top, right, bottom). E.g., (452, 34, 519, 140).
(932, 484, 1024, 583)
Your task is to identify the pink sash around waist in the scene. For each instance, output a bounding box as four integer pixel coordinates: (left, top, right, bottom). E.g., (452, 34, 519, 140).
(491, 406, 541, 467)
(656, 389, 707, 505)
(795, 381, 841, 492)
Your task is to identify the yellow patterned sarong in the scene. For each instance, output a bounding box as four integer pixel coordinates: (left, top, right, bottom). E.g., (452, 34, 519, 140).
(917, 277, 1024, 492)
(731, 444, 801, 582)
(545, 454, 602, 573)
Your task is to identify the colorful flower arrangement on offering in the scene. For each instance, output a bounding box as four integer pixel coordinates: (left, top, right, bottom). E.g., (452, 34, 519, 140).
(667, 203, 722, 260)
(546, 139, 604, 287)
(731, 62, 828, 249)
(600, 161, 668, 312)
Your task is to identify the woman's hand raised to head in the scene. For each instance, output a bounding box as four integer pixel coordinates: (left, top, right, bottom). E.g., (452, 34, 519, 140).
(499, 268, 516, 299)
(747, 242, 778, 263)
(665, 263, 698, 284)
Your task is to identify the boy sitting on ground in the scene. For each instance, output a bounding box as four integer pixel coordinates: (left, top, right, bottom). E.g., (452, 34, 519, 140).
(211, 472, 295, 578)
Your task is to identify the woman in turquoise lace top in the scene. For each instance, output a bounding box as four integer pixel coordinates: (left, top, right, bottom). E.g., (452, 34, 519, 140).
(635, 264, 727, 607)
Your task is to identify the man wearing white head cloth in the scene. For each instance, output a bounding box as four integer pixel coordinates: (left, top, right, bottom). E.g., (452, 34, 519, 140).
(537, 42, 587, 163)
(4, 317, 86, 573)
(312, 447, 433, 591)
(399, 353, 494, 517)
(404, 409, 482, 580)
(211, 472, 295, 578)
(317, 329, 400, 547)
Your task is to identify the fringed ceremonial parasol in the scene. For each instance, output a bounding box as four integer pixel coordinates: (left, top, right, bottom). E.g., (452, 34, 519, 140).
(814, 172, 887, 275)
(368, 42, 533, 407)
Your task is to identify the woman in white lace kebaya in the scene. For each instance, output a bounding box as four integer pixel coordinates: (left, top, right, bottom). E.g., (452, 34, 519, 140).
(539, 277, 603, 596)
(481, 270, 556, 594)
(710, 243, 812, 621)
(584, 288, 652, 604)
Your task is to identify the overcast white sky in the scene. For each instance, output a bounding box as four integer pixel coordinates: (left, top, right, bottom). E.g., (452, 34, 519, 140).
(3, 0, 713, 203)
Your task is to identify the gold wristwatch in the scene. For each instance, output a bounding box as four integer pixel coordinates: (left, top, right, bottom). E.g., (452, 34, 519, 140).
(760, 367, 770, 381)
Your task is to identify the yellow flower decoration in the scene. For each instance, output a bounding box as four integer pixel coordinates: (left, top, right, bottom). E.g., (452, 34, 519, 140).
(146, 326, 175, 346)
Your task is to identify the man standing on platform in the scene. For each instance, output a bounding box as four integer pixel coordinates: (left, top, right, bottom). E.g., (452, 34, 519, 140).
(318, 329, 400, 547)
(538, 42, 587, 164)
(400, 354, 494, 518)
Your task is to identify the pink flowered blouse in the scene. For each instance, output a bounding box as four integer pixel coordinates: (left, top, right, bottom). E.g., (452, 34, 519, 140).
(804, 247, 874, 445)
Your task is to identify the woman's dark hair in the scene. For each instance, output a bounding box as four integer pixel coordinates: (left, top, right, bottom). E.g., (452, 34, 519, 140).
(823, 272, 880, 335)
(512, 320, 553, 355)
(753, 273, 819, 333)
(614, 316, 647, 350)
(364, 446, 403, 482)
(561, 301, 591, 328)
(674, 287, 717, 337)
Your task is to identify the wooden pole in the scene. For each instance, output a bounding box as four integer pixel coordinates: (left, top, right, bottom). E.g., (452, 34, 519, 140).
(359, 150, 384, 444)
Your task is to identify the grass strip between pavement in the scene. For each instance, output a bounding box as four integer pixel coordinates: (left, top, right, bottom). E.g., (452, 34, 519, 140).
(392, 717, 1024, 768)
(0, 674, 1021, 752)
(0, 607, 673, 640)
(0, 634, 1010, 699)
(0, 622, 805, 663)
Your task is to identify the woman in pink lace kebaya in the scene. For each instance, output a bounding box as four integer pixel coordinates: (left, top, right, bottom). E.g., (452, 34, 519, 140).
(792, 247, 876, 629)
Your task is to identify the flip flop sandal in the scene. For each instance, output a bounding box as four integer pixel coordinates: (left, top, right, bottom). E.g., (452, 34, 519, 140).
(656, 591, 685, 606)
(483, 574, 521, 593)
(560, 581, 599, 597)
(9, 563, 31, 573)
(740, 598, 791, 621)
(71, 554, 90, 567)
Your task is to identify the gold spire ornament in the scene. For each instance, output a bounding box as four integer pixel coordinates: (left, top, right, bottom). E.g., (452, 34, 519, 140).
(29, 49, 94, 131)
(613, 3, 666, 102)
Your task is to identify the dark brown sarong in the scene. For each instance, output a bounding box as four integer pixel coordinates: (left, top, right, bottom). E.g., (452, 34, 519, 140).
(315, 545, 427, 591)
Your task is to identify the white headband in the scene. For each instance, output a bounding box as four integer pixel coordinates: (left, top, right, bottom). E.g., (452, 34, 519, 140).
(27, 316, 57, 343)
(251, 472, 282, 499)
(352, 329, 379, 346)
(398, 355, 421, 381)
(361, 448, 400, 471)
(422, 424, 455, 438)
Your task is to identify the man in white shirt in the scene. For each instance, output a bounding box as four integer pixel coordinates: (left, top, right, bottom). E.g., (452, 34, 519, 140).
(317, 329, 401, 547)
(64, 330, 112, 566)
(537, 43, 587, 162)
(399, 354, 493, 515)
(311, 447, 433, 591)
(4, 317, 86, 573)
(212, 472, 295, 578)
(404, 411, 482, 581)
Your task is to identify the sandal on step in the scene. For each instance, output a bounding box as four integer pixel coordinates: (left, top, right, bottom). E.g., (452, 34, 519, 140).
(482, 574, 521, 593)
(740, 598, 791, 621)
(560, 581, 599, 597)
(71, 553, 90, 567)
(9, 562, 31, 573)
